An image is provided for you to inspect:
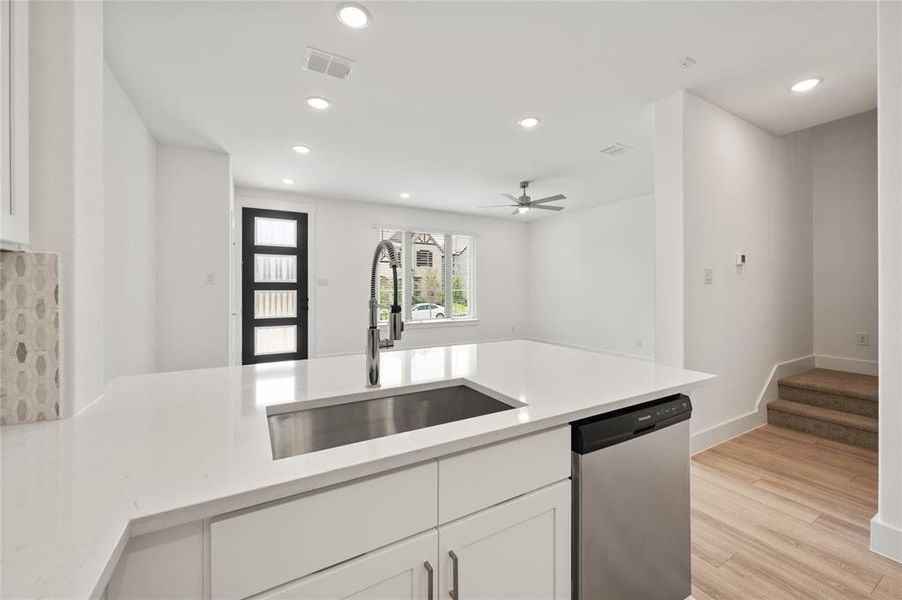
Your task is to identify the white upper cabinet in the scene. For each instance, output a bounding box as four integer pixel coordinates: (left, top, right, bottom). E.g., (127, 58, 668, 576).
(1, 0, 29, 246)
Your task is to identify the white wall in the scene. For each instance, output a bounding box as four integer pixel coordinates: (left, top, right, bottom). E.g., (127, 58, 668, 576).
(873, 0, 902, 564)
(811, 110, 878, 371)
(27, 0, 105, 416)
(103, 64, 157, 383)
(156, 146, 231, 372)
(234, 188, 529, 359)
(527, 195, 654, 359)
(656, 90, 814, 452)
(654, 91, 686, 368)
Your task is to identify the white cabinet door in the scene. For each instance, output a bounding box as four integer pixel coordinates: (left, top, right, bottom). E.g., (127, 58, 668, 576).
(438, 480, 570, 600)
(257, 531, 437, 600)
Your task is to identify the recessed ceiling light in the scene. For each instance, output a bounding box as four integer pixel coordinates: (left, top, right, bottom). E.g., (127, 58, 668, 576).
(306, 96, 332, 110)
(291, 145, 311, 155)
(516, 206, 531, 214)
(282, 178, 295, 185)
(400, 192, 411, 199)
(791, 78, 821, 93)
(337, 3, 371, 29)
(518, 117, 540, 129)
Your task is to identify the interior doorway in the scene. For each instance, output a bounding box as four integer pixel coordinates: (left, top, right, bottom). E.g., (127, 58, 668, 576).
(241, 207, 309, 364)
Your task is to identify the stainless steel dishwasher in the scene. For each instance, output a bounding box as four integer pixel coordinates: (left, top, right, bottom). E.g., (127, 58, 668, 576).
(571, 394, 692, 600)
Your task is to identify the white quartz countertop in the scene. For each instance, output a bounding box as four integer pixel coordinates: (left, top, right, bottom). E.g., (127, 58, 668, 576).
(1, 339, 714, 599)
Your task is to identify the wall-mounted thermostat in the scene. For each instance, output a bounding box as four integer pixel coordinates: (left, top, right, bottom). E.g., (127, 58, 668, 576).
(735, 252, 747, 266)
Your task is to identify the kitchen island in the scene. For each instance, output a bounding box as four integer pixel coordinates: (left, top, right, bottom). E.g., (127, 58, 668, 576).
(1, 340, 713, 599)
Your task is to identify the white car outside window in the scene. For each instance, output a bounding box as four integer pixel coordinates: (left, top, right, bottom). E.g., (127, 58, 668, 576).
(411, 303, 445, 320)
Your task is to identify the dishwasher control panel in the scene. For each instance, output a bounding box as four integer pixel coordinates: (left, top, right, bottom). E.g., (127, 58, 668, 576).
(640, 396, 692, 425)
(572, 394, 692, 453)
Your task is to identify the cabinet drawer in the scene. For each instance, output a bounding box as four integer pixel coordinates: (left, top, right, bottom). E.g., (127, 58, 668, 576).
(438, 426, 570, 523)
(210, 462, 438, 599)
(256, 530, 437, 600)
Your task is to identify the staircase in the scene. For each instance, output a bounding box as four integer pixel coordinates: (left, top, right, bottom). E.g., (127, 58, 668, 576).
(767, 368, 878, 449)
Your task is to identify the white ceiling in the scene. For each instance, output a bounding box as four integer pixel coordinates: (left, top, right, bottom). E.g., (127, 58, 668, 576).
(104, 1, 877, 219)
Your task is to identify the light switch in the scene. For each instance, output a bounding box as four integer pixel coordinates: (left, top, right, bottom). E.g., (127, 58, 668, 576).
(205, 273, 215, 285)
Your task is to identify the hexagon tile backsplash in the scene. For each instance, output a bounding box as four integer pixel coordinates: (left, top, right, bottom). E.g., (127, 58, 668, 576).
(0, 251, 62, 425)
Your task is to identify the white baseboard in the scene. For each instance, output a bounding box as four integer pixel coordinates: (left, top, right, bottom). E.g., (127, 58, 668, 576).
(755, 354, 817, 411)
(691, 354, 815, 455)
(525, 336, 655, 362)
(870, 514, 902, 563)
(691, 410, 766, 455)
(313, 336, 526, 360)
(815, 354, 878, 376)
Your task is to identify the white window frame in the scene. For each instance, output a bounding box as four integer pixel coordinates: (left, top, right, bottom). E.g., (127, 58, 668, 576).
(374, 226, 478, 326)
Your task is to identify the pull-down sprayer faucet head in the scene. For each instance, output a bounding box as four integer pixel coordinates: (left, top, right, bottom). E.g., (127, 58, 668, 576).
(366, 240, 404, 386)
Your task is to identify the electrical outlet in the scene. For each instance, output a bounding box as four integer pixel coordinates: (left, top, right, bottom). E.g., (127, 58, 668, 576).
(204, 273, 215, 285)
(704, 268, 713, 285)
(856, 332, 870, 347)
(636, 339, 644, 349)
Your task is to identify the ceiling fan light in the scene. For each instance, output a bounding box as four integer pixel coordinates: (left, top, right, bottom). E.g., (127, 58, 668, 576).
(516, 206, 530, 214)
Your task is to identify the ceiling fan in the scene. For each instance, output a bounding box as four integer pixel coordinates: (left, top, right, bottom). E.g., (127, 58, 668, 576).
(480, 181, 566, 215)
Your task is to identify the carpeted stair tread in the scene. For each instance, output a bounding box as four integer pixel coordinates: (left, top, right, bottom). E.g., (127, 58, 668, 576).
(778, 368, 877, 402)
(766, 407, 877, 450)
(768, 399, 878, 432)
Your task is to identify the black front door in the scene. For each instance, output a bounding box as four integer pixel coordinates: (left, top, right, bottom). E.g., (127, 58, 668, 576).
(241, 208, 308, 364)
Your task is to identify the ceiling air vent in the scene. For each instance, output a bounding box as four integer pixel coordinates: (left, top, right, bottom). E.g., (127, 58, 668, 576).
(599, 143, 633, 157)
(303, 47, 355, 80)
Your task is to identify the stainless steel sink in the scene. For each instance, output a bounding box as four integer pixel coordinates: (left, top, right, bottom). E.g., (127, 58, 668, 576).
(267, 385, 517, 460)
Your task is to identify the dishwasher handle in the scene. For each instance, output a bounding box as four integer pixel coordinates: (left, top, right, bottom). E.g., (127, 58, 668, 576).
(572, 394, 692, 454)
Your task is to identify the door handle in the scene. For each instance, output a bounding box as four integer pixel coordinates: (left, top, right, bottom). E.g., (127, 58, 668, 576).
(448, 550, 459, 600)
(424, 561, 434, 600)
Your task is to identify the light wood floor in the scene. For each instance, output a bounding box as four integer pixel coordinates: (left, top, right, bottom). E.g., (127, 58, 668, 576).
(690, 424, 902, 600)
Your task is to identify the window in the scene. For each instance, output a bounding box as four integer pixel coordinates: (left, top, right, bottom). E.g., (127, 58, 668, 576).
(416, 249, 433, 267)
(375, 228, 404, 322)
(375, 227, 476, 323)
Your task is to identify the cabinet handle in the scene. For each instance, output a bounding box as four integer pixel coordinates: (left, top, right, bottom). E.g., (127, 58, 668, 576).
(424, 561, 434, 600)
(448, 550, 459, 600)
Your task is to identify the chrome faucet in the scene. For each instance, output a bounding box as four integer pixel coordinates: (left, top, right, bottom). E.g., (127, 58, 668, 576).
(366, 240, 404, 386)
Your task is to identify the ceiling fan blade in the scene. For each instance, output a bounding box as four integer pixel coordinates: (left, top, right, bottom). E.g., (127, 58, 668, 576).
(530, 204, 565, 211)
(480, 204, 517, 208)
(501, 193, 518, 201)
(531, 194, 566, 204)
